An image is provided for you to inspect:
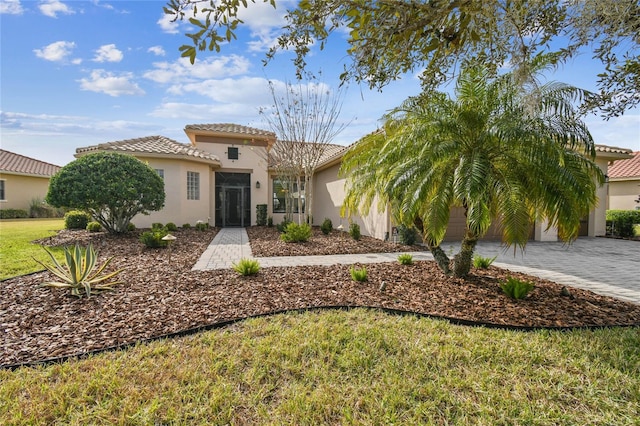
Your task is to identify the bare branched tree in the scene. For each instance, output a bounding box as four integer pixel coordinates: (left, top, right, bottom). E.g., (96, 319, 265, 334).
(260, 76, 349, 224)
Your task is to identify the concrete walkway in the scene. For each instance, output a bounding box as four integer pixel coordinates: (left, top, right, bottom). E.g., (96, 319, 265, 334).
(194, 228, 640, 305)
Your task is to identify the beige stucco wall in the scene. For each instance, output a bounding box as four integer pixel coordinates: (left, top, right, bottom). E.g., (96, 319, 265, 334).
(609, 179, 640, 211)
(0, 173, 51, 211)
(312, 163, 390, 240)
(194, 140, 269, 225)
(129, 158, 212, 229)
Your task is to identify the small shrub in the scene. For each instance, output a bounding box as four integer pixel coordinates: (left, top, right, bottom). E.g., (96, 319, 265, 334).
(606, 210, 640, 238)
(256, 204, 268, 226)
(232, 258, 260, 276)
(349, 223, 361, 241)
(64, 210, 91, 230)
(165, 222, 178, 232)
(473, 255, 497, 269)
(140, 228, 169, 248)
(151, 222, 164, 230)
(195, 221, 209, 231)
(500, 277, 535, 300)
(0, 208, 29, 219)
(277, 218, 292, 233)
(321, 218, 333, 235)
(86, 221, 102, 232)
(267, 216, 273, 227)
(350, 266, 368, 282)
(281, 222, 312, 243)
(397, 224, 418, 245)
(29, 198, 63, 218)
(398, 254, 414, 265)
(35, 243, 123, 298)
(182, 223, 191, 229)
(127, 222, 136, 232)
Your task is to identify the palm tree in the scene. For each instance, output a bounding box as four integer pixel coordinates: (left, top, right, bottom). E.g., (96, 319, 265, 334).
(341, 63, 604, 278)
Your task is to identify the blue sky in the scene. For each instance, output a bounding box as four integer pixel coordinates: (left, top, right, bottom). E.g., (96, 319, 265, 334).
(1, 0, 639, 167)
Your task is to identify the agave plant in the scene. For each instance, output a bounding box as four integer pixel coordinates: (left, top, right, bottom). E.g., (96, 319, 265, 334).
(36, 243, 124, 298)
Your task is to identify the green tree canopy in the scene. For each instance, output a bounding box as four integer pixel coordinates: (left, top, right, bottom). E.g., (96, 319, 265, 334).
(164, 0, 639, 117)
(340, 62, 604, 277)
(47, 152, 165, 234)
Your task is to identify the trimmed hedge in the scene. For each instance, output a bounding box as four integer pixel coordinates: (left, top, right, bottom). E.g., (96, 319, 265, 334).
(0, 209, 29, 219)
(606, 210, 640, 238)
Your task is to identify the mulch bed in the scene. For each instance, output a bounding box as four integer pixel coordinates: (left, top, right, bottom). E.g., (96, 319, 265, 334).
(246, 226, 425, 256)
(2, 226, 639, 368)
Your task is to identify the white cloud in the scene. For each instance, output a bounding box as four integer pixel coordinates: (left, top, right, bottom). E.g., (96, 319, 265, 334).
(169, 77, 272, 104)
(93, 44, 123, 63)
(144, 55, 251, 84)
(33, 41, 76, 62)
(157, 10, 180, 34)
(148, 45, 166, 56)
(237, 1, 287, 31)
(39, 0, 74, 18)
(78, 70, 145, 97)
(0, 0, 23, 14)
(150, 101, 258, 121)
(237, 1, 287, 52)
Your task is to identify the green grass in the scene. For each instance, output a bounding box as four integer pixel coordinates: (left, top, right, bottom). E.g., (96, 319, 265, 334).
(0, 219, 65, 279)
(1, 309, 638, 425)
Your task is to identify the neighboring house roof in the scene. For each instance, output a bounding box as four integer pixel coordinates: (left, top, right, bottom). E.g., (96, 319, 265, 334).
(608, 151, 640, 179)
(75, 135, 221, 166)
(0, 149, 61, 177)
(185, 123, 276, 138)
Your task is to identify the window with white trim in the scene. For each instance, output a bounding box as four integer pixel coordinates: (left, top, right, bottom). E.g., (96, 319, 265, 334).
(187, 171, 200, 200)
(155, 169, 164, 180)
(0, 180, 5, 201)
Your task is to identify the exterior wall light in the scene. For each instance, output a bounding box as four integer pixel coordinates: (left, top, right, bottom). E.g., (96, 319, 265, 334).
(256, 181, 261, 189)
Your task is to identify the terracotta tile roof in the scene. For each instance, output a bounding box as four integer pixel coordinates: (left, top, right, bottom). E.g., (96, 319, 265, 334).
(608, 151, 640, 179)
(268, 141, 348, 168)
(0, 149, 61, 177)
(595, 144, 634, 155)
(185, 123, 276, 138)
(75, 135, 220, 164)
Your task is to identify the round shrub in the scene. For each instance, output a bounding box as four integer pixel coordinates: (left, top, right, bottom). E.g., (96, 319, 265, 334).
(127, 222, 136, 232)
(165, 222, 178, 232)
(321, 218, 333, 235)
(64, 210, 91, 230)
(397, 224, 418, 245)
(349, 223, 361, 241)
(139, 229, 169, 248)
(86, 221, 103, 232)
(46, 152, 165, 234)
(182, 223, 191, 229)
(281, 222, 312, 243)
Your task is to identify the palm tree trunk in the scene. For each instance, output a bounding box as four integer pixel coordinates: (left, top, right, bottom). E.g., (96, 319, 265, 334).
(452, 229, 479, 277)
(428, 244, 452, 275)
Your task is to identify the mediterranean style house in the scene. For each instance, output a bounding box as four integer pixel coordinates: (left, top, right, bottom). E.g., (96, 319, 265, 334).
(0, 149, 61, 212)
(74, 123, 631, 242)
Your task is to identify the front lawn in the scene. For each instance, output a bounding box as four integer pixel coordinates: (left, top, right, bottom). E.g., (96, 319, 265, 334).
(2, 309, 639, 425)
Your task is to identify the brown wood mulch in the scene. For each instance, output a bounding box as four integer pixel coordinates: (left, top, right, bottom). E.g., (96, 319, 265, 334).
(2, 227, 639, 368)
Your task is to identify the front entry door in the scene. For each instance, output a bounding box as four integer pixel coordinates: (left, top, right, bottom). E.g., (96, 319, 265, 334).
(215, 172, 251, 227)
(223, 187, 243, 227)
